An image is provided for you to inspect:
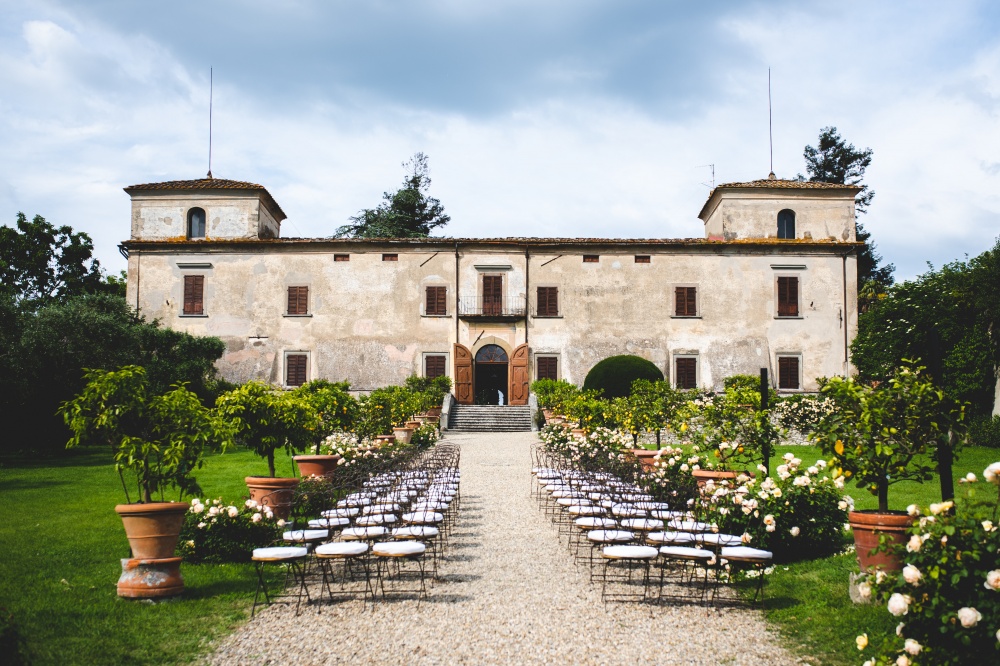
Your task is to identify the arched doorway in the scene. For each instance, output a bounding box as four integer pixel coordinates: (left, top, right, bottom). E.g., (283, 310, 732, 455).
(474, 344, 508, 404)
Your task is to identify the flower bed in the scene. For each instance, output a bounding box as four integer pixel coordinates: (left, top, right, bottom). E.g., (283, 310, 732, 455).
(178, 498, 282, 563)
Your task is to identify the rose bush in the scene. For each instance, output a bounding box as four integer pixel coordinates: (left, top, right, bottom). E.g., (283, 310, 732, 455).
(178, 497, 282, 563)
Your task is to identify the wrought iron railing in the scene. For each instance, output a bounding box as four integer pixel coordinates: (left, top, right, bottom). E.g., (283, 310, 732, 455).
(457, 295, 526, 318)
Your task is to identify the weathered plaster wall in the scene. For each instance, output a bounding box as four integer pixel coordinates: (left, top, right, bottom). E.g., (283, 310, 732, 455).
(130, 192, 268, 240)
(702, 192, 856, 241)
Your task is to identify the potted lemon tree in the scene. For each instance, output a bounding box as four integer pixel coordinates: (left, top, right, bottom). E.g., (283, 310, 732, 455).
(60, 365, 229, 597)
(215, 381, 316, 519)
(292, 379, 358, 478)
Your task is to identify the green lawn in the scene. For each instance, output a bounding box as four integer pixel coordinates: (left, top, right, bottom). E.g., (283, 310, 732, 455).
(0, 447, 294, 665)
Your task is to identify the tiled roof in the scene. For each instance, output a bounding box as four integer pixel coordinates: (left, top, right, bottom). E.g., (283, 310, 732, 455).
(713, 178, 859, 192)
(123, 177, 286, 221)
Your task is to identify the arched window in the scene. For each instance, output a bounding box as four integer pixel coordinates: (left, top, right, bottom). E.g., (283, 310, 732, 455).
(475, 344, 508, 363)
(187, 207, 206, 239)
(777, 209, 795, 239)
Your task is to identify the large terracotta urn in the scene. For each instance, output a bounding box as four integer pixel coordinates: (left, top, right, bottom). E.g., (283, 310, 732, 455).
(848, 510, 912, 572)
(691, 469, 738, 487)
(293, 454, 342, 479)
(244, 476, 299, 520)
(392, 426, 414, 444)
(115, 502, 189, 559)
(629, 449, 659, 471)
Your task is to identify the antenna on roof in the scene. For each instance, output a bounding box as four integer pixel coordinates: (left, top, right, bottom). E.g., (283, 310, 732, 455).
(768, 68, 775, 180)
(207, 67, 213, 179)
(696, 164, 715, 189)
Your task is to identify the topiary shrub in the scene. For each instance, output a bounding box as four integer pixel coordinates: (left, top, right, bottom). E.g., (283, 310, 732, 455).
(582, 355, 663, 400)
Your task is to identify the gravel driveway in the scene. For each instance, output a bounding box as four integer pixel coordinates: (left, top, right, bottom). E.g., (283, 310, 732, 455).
(208, 431, 802, 665)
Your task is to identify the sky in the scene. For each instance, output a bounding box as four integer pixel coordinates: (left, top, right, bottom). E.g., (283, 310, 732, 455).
(2, 0, 1000, 280)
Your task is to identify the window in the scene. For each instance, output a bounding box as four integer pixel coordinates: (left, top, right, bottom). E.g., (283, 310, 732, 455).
(382, 253, 398, 262)
(187, 207, 206, 239)
(675, 357, 697, 389)
(674, 286, 697, 317)
(182, 275, 204, 315)
(425, 286, 447, 316)
(635, 255, 650, 264)
(777, 209, 795, 239)
(536, 286, 559, 317)
(285, 354, 308, 387)
(777, 356, 801, 390)
(425, 354, 446, 379)
(536, 356, 558, 381)
(777, 276, 800, 317)
(287, 286, 309, 315)
(582, 255, 599, 263)
(334, 254, 350, 262)
(482, 275, 503, 315)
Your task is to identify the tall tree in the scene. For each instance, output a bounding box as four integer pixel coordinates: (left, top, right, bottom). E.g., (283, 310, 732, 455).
(337, 153, 450, 238)
(800, 127, 894, 294)
(0, 213, 107, 308)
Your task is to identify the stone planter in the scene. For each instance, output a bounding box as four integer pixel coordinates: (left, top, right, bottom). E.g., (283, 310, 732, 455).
(293, 454, 342, 479)
(244, 476, 299, 520)
(848, 510, 912, 572)
(117, 557, 184, 599)
(392, 426, 414, 444)
(691, 469, 738, 487)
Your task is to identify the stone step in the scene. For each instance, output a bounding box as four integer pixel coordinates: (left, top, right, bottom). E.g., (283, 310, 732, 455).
(448, 405, 533, 432)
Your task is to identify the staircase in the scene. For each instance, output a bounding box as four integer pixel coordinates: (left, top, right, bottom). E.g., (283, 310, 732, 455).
(447, 404, 533, 432)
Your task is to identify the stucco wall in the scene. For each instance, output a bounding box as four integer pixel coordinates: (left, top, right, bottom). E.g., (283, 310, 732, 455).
(129, 192, 268, 241)
(702, 191, 856, 242)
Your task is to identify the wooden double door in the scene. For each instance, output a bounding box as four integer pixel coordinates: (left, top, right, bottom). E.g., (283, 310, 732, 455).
(454, 343, 529, 405)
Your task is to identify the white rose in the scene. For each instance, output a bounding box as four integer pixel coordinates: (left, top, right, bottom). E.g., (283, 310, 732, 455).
(929, 501, 954, 516)
(192, 503, 204, 514)
(855, 633, 868, 650)
(965, 472, 978, 483)
(984, 520, 995, 532)
(887, 593, 911, 616)
(984, 462, 1000, 484)
(277, 519, 286, 527)
(902, 564, 922, 586)
(765, 524, 775, 532)
(834, 476, 845, 489)
(208, 506, 219, 516)
(862, 660, 874, 666)
(763, 514, 775, 525)
(197, 521, 207, 529)
(808, 466, 819, 475)
(906, 504, 921, 517)
(906, 535, 922, 553)
(957, 607, 982, 628)
(896, 622, 905, 637)
(858, 582, 871, 600)
(903, 638, 921, 655)
(251, 512, 262, 523)
(985, 570, 1000, 591)
(895, 656, 910, 666)
(783, 452, 794, 462)
(227, 506, 239, 518)
(741, 532, 753, 544)
(790, 526, 800, 537)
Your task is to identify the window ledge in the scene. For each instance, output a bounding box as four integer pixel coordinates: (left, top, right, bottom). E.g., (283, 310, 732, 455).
(179, 314, 208, 318)
(283, 314, 313, 318)
(670, 315, 702, 319)
(774, 315, 804, 320)
(532, 315, 563, 319)
(421, 314, 450, 318)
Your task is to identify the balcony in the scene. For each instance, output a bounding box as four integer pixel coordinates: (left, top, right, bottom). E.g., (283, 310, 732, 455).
(457, 295, 526, 321)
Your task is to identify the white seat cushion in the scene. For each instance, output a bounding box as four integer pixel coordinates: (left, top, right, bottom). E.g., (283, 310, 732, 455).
(568, 505, 603, 516)
(659, 545, 714, 560)
(412, 501, 448, 511)
(620, 518, 664, 531)
(283, 529, 328, 541)
(651, 509, 687, 520)
(602, 545, 659, 560)
(697, 533, 743, 547)
(341, 526, 389, 539)
(355, 514, 397, 526)
(314, 542, 368, 557)
(587, 530, 635, 543)
(575, 517, 617, 529)
(364, 503, 402, 514)
(667, 519, 712, 533)
(308, 517, 349, 529)
(402, 511, 444, 523)
(646, 531, 695, 545)
(611, 504, 643, 517)
(253, 546, 308, 560)
(720, 546, 773, 561)
(392, 526, 440, 539)
(372, 541, 426, 557)
(322, 507, 360, 518)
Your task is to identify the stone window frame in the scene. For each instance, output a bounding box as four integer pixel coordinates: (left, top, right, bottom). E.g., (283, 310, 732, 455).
(777, 209, 796, 239)
(423, 285, 449, 317)
(671, 283, 700, 318)
(422, 352, 449, 379)
(284, 351, 310, 388)
(534, 354, 560, 381)
(533, 284, 561, 318)
(776, 353, 803, 391)
(187, 207, 206, 239)
(285, 285, 311, 317)
(774, 272, 803, 319)
(672, 352, 699, 390)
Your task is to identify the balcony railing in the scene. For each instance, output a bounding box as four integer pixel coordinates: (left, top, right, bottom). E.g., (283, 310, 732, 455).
(457, 295, 526, 320)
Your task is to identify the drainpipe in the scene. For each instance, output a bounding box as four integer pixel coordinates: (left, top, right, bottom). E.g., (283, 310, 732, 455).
(524, 244, 530, 347)
(454, 242, 460, 343)
(842, 250, 850, 377)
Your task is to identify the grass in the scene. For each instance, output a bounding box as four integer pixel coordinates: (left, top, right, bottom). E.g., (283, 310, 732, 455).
(761, 444, 1000, 665)
(0, 446, 294, 666)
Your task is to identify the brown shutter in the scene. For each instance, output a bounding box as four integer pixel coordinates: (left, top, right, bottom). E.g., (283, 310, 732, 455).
(509, 344, 529, 405)
(425, 355, 446, 378)
(778, 277, 799, 317)
(286, 354, 307, 387)
(634, 255, 650, 264)
(454, 344, 473, 404)
(675, 286, 696, 317)
(536, 356, 558, 380)
(778, 357, 800, 389)
(537, 286, 558, 317)
(426, 286, 446, 316)
(675, 357, 696, 389)
(183, 275, 204, 315)
(483, 276, 502, 315)
(287, 286, 308, 315)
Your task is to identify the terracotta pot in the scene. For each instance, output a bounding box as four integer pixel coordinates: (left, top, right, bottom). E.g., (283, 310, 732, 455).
(293, 454, 342, 479)
(375, 435, 396, 445)
(117, 557, 184, 599)
(245, 476, 299, 520)
(426, 407, 443, 418)
(115, 502, 189, 560)
(542, 409, 555, 420)
(393, 426, 414, 444)
(691, 469, 738, 487)
(548, 416, 565, 424)
(405, 420, 422, 429)
(849, 510, 913, 572)
(629, 449, 659, 471)
(571, 428, 587, 437)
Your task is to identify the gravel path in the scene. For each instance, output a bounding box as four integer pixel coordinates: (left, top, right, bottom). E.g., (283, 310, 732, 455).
(208, 431, 803, 665)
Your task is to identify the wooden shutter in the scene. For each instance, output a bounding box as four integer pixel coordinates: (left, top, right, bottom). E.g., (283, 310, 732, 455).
(536, 356, 558, 380)
(675, 287, 696, 317)
(287, 286, 308, 315)
(426, 286, 447, 316)
(777, 277, 799, 317)
(454, 344, 473, 404)
(183, 275, 204, 315)
(634, 255, 650, 264)
(778, 357, 800, 389)
(483, 276, 502, 315)
(286, 354, 307, 387)
(425, 355, 446, 379)
(382, 253, 398, 261)
(509, 344, 529, 405)
(334, 254, 349, 262)
(537, 286, 558, 317)
(582, 255, 599, 263)
(675, 357, 696, 389)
